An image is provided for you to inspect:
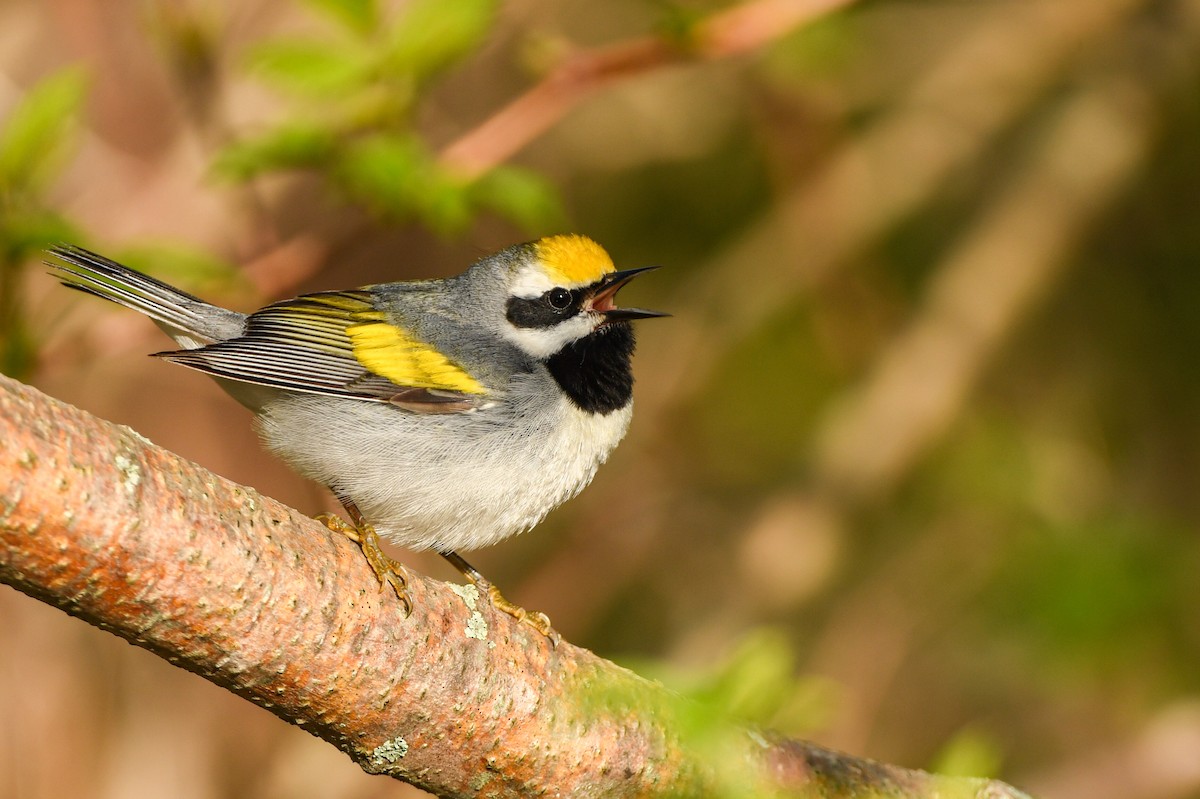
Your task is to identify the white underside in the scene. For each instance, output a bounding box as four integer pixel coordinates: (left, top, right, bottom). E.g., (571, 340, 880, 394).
(257, 373, 631, 552)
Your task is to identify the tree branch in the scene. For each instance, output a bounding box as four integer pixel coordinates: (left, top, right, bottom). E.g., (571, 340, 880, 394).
(0, 374, 1032, 799)
(439, 0, 858, 178)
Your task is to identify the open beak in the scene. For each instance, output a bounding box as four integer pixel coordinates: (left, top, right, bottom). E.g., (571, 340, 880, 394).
(588, 266, 670, 322)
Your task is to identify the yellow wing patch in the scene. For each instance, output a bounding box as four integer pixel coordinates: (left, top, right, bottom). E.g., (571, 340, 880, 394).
(346, 321, 487, 395)
(535, 234, 615, 286)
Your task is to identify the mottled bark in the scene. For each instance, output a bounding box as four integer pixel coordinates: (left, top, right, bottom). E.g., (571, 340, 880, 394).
(0, 375, 1032, 799)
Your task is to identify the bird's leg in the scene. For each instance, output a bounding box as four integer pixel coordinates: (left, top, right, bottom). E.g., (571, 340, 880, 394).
(316, 498, 412, 616)
(440, 550, 559, 645)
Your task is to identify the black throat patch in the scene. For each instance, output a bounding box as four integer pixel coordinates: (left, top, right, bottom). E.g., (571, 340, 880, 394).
(545, 322, 635, 415)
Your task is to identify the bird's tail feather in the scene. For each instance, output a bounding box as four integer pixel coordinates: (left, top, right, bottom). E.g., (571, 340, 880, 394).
(48, 245, 244, 347)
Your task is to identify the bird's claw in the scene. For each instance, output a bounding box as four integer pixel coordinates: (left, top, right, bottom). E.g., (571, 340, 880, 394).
(316, 512, 413, 616)
(484, 582, 560, 647)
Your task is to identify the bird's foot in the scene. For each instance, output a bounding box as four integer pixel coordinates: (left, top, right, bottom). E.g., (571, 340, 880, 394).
(440, 550, 560, 646)
(316, 512, 413, 616)
(484, 583, 560, 647)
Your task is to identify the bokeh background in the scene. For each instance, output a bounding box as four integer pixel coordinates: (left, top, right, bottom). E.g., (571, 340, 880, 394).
(3, 0, 1200, 796)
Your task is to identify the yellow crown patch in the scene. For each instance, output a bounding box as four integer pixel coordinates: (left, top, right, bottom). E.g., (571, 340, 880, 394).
(535, 235, 615, 286)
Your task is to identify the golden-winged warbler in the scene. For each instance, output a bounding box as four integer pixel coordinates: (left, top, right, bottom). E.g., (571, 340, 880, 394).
(50, 235, 665, 637)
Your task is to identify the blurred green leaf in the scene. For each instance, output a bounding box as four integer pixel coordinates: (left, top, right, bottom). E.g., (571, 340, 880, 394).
(416, 177, 473, 235)
(0, 68, 87, 195)
(115, 244, 246, 297)
(930, 726, 1003, 778)
(301, 0, 377, 35)
(214, 124, 337, 180)
(623, 629, 835, 736)
(0, 71, 86, 380)
(698, 629, 800, 721)
(0, 210, 79, 262)
(335, 134, 474, 232)
(764, 12, 859, 81)
(222, 0, 511, 236)
(694, 629, 836, 733)
(335, 132, 429, 214)
(469, 166, 566, 233)
(384, 0, 497, 78)
(1, 210, 77, 377)
(1, 313, 34, 378)
(652, 1, 705, 47)
(247, 39, 373, 96)
(597, 630, 831, 799)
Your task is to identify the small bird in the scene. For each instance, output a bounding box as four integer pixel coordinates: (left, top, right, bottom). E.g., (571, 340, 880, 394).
(50, 235, 665, 637)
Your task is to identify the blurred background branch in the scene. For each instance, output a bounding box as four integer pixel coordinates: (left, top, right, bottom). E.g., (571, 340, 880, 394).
(4, 0, 1200, 797)
(440, 0, 859, 177)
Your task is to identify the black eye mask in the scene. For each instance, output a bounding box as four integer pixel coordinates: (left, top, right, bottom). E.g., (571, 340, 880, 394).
(505, 287, 586, 329)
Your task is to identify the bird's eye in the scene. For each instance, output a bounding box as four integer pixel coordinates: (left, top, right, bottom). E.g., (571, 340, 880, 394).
(546, 288, 572, 310)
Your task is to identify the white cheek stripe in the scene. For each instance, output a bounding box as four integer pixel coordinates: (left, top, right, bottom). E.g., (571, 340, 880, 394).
(503, 315, 596, 359)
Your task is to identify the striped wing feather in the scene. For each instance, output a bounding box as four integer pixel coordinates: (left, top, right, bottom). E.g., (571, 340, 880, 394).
(160, 291, 488, 409)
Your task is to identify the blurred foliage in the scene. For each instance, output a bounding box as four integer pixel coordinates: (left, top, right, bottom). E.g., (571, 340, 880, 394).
(595, 630, 838, 799)
(639, 629, 838, 737)
(5, 0, 1200, 797)
(0, 66, 243, 380)
(929, 725, 1002, 779)
(113, 243, 247, 300)
(0, 69, 86, 379)
(214, 0, 563, 234)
